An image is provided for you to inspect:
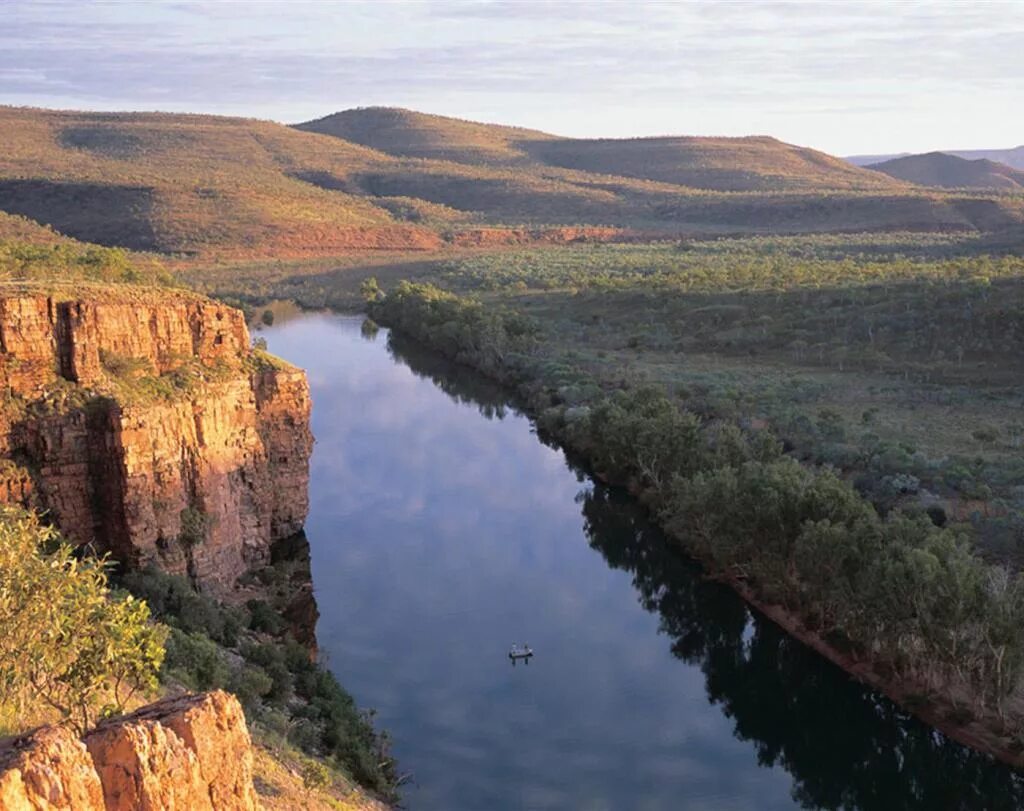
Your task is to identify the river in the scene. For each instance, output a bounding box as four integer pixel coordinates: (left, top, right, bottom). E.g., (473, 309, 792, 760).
(261, 313, 1024, 811)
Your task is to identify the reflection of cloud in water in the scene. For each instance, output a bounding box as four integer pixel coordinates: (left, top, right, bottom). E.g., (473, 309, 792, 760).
(264, 315, 806, 810)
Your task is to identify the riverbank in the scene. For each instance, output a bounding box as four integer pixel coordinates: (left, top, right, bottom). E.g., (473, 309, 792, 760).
(368, 282, 1024, 772)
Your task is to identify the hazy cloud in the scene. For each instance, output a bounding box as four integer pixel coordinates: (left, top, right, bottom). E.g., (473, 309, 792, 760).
(1, 0, 1021, 153)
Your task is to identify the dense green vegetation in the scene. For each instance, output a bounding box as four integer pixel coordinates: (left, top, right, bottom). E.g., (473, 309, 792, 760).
(0, 506, 166, 735)
(0, 238, 173, 286)
(436, 236, 1024, 292)
(379, 237, 1024, 556)
(370, 277, 1024, 747)
(116, 565, 399, 802)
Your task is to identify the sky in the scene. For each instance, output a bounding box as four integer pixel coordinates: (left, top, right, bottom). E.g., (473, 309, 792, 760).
(1, 0, 1022, 156)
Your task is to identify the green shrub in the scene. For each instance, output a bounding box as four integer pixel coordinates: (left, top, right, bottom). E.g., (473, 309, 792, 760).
(228, 664, 274, 709)
(178, 506, 211, 548)
(247, 599, 287, 635)
(0, 506, 166, 734)
(162, 629, 229, 690)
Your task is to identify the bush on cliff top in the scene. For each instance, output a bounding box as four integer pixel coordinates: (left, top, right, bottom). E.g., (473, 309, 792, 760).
(0, 506, 166, 735)
(0, 238, 173, 287)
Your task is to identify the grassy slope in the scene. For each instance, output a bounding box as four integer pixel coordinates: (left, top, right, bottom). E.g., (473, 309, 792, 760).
(869, 153, 1024, 190)
(3, 105, 1024, 261)
(0, 107, 425, 256)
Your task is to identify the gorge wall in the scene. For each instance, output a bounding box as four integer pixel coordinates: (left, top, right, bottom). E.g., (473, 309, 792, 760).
(0, 289, 312, 592)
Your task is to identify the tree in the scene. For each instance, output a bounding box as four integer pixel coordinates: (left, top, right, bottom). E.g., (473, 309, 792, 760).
(301, 757, 331, 795)
(0, 506, 166, 733)
(360, 276, 382, 302)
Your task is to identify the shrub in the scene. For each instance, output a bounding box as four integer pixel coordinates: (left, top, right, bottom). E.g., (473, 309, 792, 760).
(162, 629, 229, 691)
(0, 506, 166, 733)
(178, 506, 211, 548)
(247, 599, 287, 634)
(228, 664, 274, 709)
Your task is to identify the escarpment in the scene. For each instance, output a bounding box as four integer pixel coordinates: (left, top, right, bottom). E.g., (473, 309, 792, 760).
(0, 289, 312, 592)
(0, 691, 256, 811)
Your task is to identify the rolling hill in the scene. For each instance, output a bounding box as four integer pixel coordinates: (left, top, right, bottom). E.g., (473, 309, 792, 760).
(867, 152, 1024, 189)
(294, 107, 559, 166)
(297, 107, 905, 192)
(0, 105, 1022, 259)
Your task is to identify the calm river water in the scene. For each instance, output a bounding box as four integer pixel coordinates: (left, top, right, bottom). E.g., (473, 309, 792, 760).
(262, 313, 1023, 811)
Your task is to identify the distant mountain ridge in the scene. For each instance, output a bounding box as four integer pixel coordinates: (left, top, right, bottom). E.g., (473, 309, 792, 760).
(867, 152, 1024, 190)
(1, 104, 1023, 258)
(848, 146, 1024, 170)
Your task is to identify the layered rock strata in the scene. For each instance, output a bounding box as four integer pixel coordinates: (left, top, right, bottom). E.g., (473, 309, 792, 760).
(0, 291, 312, 591)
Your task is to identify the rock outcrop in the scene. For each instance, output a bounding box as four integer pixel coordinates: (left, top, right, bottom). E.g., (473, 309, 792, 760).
(0, 691, 256, 811)
(0, 725, 104, 811)
(0, 289, 312, 592)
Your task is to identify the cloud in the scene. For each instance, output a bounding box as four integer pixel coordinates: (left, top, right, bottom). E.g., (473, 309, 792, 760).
(0, 0, 1021, 152)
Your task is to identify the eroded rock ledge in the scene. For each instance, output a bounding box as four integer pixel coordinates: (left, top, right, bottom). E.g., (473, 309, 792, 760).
(0, 691, 255, 811)
(0, 289, 313, 592)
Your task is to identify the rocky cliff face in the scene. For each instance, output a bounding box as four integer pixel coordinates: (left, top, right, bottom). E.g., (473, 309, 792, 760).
(0, 691, 256, 811)
(0, 290, 312, 592)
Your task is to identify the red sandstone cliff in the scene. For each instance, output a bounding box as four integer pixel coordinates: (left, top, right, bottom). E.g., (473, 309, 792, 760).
(0, 691, 256, 811)
(0, 288, 312, 592)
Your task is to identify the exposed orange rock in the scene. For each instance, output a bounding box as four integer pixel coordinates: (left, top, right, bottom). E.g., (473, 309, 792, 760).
(0, 692, 257, 811)
(0, 295, 249, 391)
(0, 292, 312, 592)
(0, 725, 104, 811)
(86, 691, 256, 811)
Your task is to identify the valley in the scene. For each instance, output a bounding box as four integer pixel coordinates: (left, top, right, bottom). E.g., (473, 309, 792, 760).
(1, 100, 1023, 810)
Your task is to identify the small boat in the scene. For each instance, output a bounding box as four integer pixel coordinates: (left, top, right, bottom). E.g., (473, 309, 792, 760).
(509, 644, 534, 664)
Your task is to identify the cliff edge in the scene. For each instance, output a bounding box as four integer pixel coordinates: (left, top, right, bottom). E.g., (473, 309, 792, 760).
(0, 691, 255, 811)
(0, 285, 312, 592)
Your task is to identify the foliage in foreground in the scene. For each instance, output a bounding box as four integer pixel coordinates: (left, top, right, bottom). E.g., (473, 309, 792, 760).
(0, 506, 166, 734)
(372, 282, 1024, 730)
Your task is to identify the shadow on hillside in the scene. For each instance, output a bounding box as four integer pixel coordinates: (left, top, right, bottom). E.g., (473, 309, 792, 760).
(0, 179, 158, 251)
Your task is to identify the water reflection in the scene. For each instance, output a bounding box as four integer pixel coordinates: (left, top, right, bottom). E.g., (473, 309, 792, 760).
(263, 313, 1024, 811)
(385, 330, 514, 422)
(580, 484, 1024, 810)
(386, 317, 1024, 810)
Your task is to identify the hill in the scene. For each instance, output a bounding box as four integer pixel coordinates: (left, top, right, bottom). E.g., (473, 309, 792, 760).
(866, 152, 1024, 189)
(0, 106, 436, 256)
(1, 105, 1023, 259)
(521, 135, 905, 192)
(294, 106, 559, 166)
(297, 107, 906, 192)
(848, 146, 1024, 171)
(948, 146, 1024, 170)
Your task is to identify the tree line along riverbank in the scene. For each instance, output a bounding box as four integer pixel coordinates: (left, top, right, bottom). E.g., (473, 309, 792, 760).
(368, 279, 1024, 768)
